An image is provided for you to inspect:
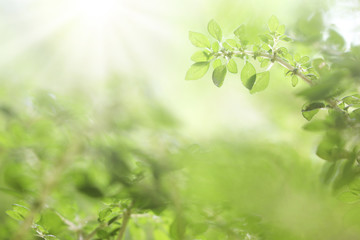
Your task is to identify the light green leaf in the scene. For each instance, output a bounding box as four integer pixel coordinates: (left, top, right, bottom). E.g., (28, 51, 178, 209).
(260, 59, 270, 68)
(6, 210, 24, 221)
(234, 25, 246, 39)
(277, 47, 288, 57)
(338, 191, 360, 204)
(291, 75, 298, 87)
(241, 62, 256, 90)
(277, 24, 285, 35)
(212, 65, 227, 87)
(191, 51, 211, 62)
(299, 56, 310, 64)
(227, 59, 238, 73)
(185, 62, 210, 80)
(223, 42, 232, 51)
(280, 35, 293, 42)
(189, 31, 211, 48)
(342, 94, 360, 105)
(208, 19, 222, 41)
(213, 59, 222, 69)
(226, 39, 238, 48)
(268, 15, 279, 32)
(212, 42, 219, 52)
(250, 71, 270, 94)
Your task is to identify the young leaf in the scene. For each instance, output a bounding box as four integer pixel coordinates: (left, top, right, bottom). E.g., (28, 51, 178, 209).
(212, 59, 222, 69)
(299, 56, 310, 64)
(212, 42, 219, 52)
(212, 65, 227, 87)
(342, 94, 360, 105)
(234, 25, 246, 40)
(241, 62, 256, 90)
(189, 31, 211, 48)
(208, 19, 222, 41)
(301, 102, 325, 121)
(260, 59, 270, 68)
(191, 51, 211, 62)
(227, 59, 238, 73)
(250, 71, 270, 94)
(277, 24, 285, 35)
(185, 62, 210, 80)
(268, 15, 279, 32)
(291, 75, 298, 87)
(226, 39, 238, 48)
(280, 35, 293, 42)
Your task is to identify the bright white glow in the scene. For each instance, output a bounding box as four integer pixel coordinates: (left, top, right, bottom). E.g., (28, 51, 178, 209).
(74, 0, 117, 25)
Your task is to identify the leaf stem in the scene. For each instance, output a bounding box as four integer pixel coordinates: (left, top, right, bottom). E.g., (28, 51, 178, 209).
(241, 50, 314, 86)
(116, 202, 133, 240)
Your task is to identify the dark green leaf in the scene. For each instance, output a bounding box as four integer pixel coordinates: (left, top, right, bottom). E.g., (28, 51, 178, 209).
(301, 102, 325, 121)
(241, 62, 256, 90)
(212, 65, 227, 87)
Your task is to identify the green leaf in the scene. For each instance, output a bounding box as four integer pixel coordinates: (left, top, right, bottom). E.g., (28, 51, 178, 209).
(277, 24, 285, 35)
(259, 34, 272, 44)
(226, 39, 238, 48)
(6, 210, 24, 221)
(250, 71, 270, 94)
(316, 135, 348, 161)
(234, 25, 246, 39)
(191, 51, 211, 62)
(207, 19, 222, 41)
(301, 102, 325, 121)
(212, 65, 227, 87)
(260, 59, 270, 68)
(280, 35, 293, 42)
(342, 94, 360, 105)
(241, 62, 256, 90)
(227, 59, 238, 73)
(338, 191, 360, 204)
(291, 75, 298, 87)
(327, 29, 345, 50)
(212, 59, 222, 69)
(350, 108, 360, 121)
(223, 42, 232, 51)
(98, 208, 112, 222)
(185, 62, 210, 80)
(212, 42, 219, 52)
(268, 15, 279, 32)
(189, 31, 211, 48)
(277, 47, 288, 57)
(299, 56, 310, 64)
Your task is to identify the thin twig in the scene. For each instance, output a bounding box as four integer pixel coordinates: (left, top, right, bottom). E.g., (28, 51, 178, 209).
(116, 203, 133, 240)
